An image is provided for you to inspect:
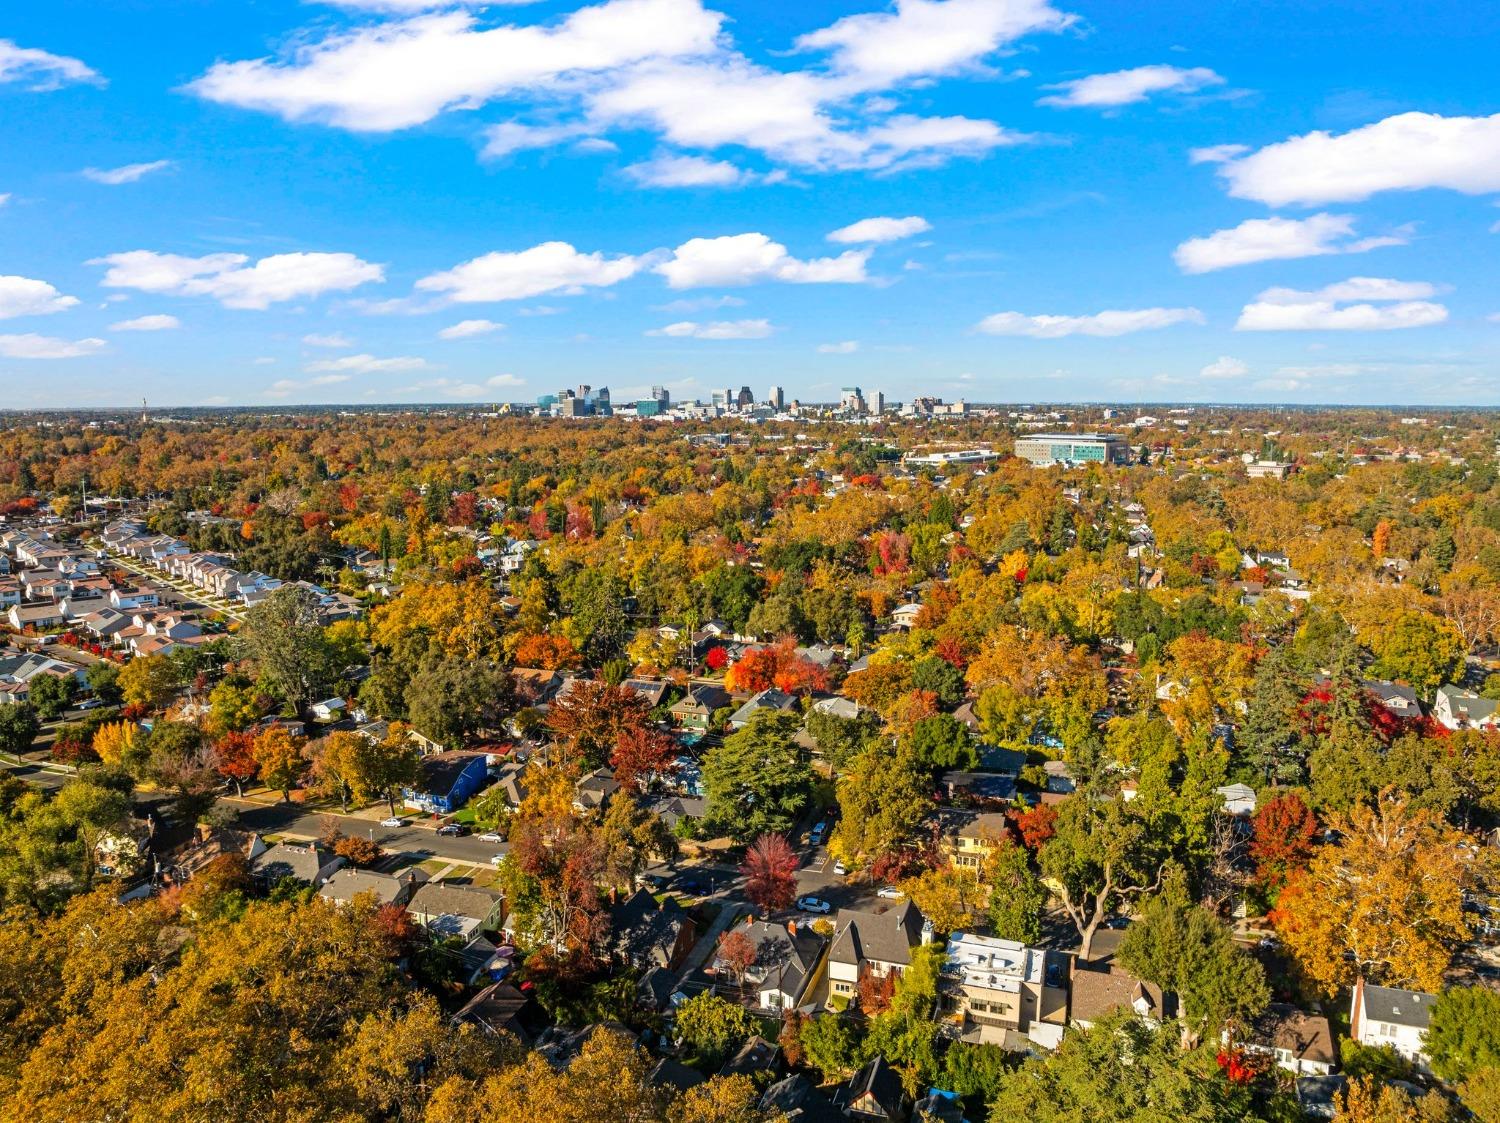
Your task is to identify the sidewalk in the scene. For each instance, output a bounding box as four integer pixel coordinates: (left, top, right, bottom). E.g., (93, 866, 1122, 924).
(676, 894, 746, 985)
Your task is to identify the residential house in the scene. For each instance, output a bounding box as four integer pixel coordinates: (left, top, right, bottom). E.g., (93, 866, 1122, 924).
(648, 1058, 707, 1095)
(7, 603, 65, 632)
(811, 695, 871, 722)
(728, 687, 799, 730)
(1350, 978, 1436, 1069)
(827, 901, 928, 1007)
(891, 603, 923, 630)
(311, 697, 348, 723)
(573, 766, 619, 812)
(251, 841, 344, 888)
(651, 794, 706, 832)
(1239, 1004, 1337, 1076)
(670, 684, 730, 731)
(402, 751, 490, 814)
(939, 811, 1011, 872)
(621, 677, 670, 708)
(839, 1055, 906, 1122)
(719, 918, 828, 1013)
(1296, 1075, 1350, 1120)
(760, 1073, 842, 1123)
(609, 888, 698, 972)
(317, 867, 424, 908)
(937, 932, 1068, 1046)
(408, 882, 504, 942)
(720, 1035, 780, 1080)
(1068, 962, 1171, 1030)
(489, 758, 531, 809)
(938, 772, 1017, 804)
(1216, 783, 1258, 817)
(454, 981, 538, 1046)
(1433, 686, 1499, 733)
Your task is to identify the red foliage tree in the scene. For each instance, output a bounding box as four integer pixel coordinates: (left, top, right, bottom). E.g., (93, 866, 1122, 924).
(1249, 791, 1318, 895)
(717, 928, 757, 986)
(726, 638, 829, 696)
(934, 636, 969, 670)
(610, 725, 680, 790)
(873, 531, 911, 576)
(211, 730, 259, 796)
(1017, 803, 1059, 851)
(740, 833, 799, 914)
(546, 679, 649, 769)
(858, 967, 897, 1014)
(450, 554, 482, 580)
(371, 901, 418, 953)
(448, 491, 480, 527)
(337, 482, 362, 513)
(705, 645, 730, 671)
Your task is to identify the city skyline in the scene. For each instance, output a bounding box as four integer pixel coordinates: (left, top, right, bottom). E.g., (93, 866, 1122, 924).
(2, 0, 1498, 408)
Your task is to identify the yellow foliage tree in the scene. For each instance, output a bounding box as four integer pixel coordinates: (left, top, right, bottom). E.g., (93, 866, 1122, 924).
(90, 722, 139, 767)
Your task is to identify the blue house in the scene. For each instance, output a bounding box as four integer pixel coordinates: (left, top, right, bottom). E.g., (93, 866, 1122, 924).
(403, 751, 489, 815)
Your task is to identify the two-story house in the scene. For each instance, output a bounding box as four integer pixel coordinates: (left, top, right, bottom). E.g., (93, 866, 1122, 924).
(937, 932, 1068, 1046)
(826, 901, 929, 1008)
(1350, 978, 1436, 1069)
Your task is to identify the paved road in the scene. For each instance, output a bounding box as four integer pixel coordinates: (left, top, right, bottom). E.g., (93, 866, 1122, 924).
(0, 756, 74, 791)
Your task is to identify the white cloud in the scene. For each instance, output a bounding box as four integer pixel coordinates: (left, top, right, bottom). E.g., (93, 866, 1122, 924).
(1235, 276, 1448, 331)
(0, 333, 106, 359)
(82, 160, 172, 185)
(486, 372, 526, 387)
(187, 0, 1054, 176)
(656, 233, 869, 288)
(647, 318, 772, 339)
(827, 215, 930, 244)
(252, 356, 277, 365)
(1189, 143, 1247, 165)
(976, 307, 1205, 337)
(1173, 213, 1407, 273)
(304, 353, 433, 372)
(1039, 65, 1223, 108)
(417, 242, 641, 302)
(303, 331, 354, 347)
(0, 39, 100, 90)
(111, 314, 180, 332)
(653, 295, 745, 313)
(1199, 355, 1247, 379)
(1208, 111, 1500, 206)
(90, 250, 384, 309)
(818, 340, 860, 353)
(622, 154, 756, 188)
(0, 275, 79, 319)
(187, 2, 725, 131)
(0, 194, 10, 207)
(794, 0, 1074, 88)
(438, 318, 505, 339)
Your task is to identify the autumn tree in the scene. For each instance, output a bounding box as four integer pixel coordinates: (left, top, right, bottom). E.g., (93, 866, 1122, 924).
(716, 928, 757, 987)
(739, 833, 799, 914)
(117, 654, 179, 712)
(1249, 791, 1318, 897)
(252, 724, 308, 802)
(238, 584, 334, 713)
(899, 865, 986, 935)
(1274, 792, 1485, 996)
(547, 679, 649, 770)
(210, 730, 259, 796)
(675, 991, 757, 1066)
(831, 742, 933, 869)
(610, 725, 679, 791)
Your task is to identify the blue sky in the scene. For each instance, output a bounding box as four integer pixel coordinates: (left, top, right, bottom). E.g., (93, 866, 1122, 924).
(2, 0, 1498, 407)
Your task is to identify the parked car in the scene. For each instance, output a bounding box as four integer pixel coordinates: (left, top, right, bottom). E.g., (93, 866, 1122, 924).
(490, 853, 505, 866)
(796, 896, 832, 914)
(832, 860, 847, 876)
(76, 698, 107, 711)
(809, 821, 828, 845)
(379, 817, 404, 828)
(436, 823, 468, 837)
(636, 872, 670, 890)
(677, 877, 710, 896)
(477, 832, 503, 843)
(876, 886, 905, 900)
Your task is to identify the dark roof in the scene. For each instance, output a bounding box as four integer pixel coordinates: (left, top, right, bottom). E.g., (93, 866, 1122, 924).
(454, 982, 533, 1045)
(719, 1035, 780, 1077)
(412, 751, 486, 797)
(251, 841, 335, 884)
(1361, 984, 1437, 1030)
(622, 678, 670, 706)
(843, 1054, 904, 1119)
(649, 1057, 706, 1094)
(637, 964, 679, 1011)
(939, 771, 1017, 800)
(672, 684, 730, 713)
(409, 882, 502, 923)
(610, 888, 690, 969)
(829, 901, 925, 969)
(317, 867, 418, 906)
(1296, 1075, 1350, 1120)
(760, 1074, 843, 1123)
(738, 920, 826, 999)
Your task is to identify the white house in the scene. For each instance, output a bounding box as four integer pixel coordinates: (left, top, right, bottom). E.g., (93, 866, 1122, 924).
(1433, 686, 1499, 733)
(1350, 978, 1436, 1069)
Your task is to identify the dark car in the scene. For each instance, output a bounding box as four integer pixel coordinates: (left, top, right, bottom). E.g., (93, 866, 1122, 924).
(436, 823, 469, 837)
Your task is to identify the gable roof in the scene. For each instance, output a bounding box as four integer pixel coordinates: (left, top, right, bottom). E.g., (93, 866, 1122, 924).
(844, 1054, 904, 1118)
(1359, 983, 1437, 1031)
(1246, 1003, 1337, 1067)
(1069, 966, 1172, 1024)
(408, 882, 502, 923)
(829, 901, 925, 968)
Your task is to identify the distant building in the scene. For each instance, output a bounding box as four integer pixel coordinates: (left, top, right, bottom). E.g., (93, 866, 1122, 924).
(769, 385, 785, 411)
(872, 390, 885, 415)
(737, 386, 754, 409)
(1246, 460, 1295, 480)
(1013, 433, 1132, 467)
(840, 386, 866, 414)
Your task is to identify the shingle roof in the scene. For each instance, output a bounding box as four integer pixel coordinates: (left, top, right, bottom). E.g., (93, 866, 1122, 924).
(829, 901, 924, 968)
(409, 882, 501, 923)
(1361, 984, 1437, 1030)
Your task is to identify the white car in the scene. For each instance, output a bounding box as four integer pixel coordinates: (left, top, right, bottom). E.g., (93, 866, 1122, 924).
(832, 860, 848, 876)
(796, 896, 832, 914)
(379, 817, 404, 828)
(478, 832, 504, 843)
(490, 853, 506, 866)
(876, 886, 905, 900)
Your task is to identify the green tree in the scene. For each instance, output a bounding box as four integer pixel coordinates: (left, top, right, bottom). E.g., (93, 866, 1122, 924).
(85, 661, 123, 706)
(910, 656, 966, 708)
(1117, 887, 1268, 1039)
(238, 584, 333, 713)
(1039, 797, 1165, 961)
(404, 657, 509, 749)
(674, 992, 756, 1066)
(798, 1014, 859, 1082)
(568, 569, 629, 666)
(831, 743, 933, 866)
(28, 674, 77, 720)
(0, 704, 40, 759)
(986, 838, 1046, 945)
(805, 709, 882, 772)
(1426, 987, 1500, 1083)
(988, 1013, 1252, 1123)
(701, 712, 811, 843)
(1371, 611, 1466, 696)
(902, 714, 978, 775)
(1236, 645, 1309, 785)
